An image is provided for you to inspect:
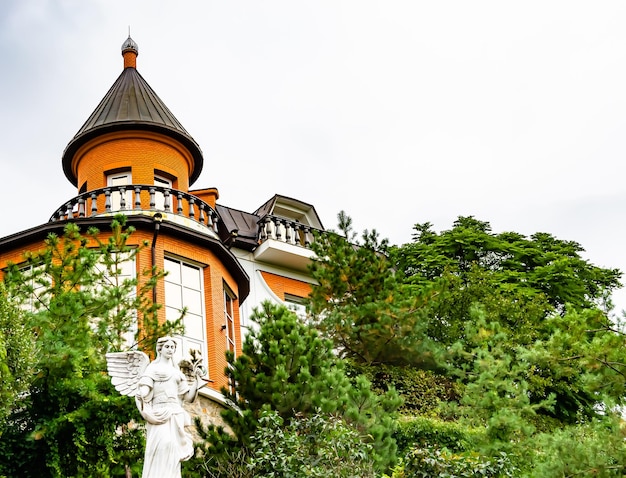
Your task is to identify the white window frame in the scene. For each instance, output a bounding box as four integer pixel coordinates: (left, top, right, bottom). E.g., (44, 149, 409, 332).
(154, 174, 172, 210)
(284, 293, 307, 320)
(16, 263, 48, 312)
(224, 285, 237, 358)
(107, 171, 132, 211)
(93, 252, 137, 349)
(164, 256, 208, 375)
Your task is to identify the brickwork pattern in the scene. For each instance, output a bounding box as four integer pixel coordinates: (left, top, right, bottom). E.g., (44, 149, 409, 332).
(259, 271, 313, 301)
(73, 131, 194, 194)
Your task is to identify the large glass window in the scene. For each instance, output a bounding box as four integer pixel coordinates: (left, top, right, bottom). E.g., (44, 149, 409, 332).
(164, 257, 207, 373)
(223, 285, 237, 394)
(15, 264, 48, 312)
(93, 253, 137, 348)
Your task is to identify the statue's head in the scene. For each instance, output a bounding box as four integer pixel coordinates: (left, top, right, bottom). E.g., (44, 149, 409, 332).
(155, 336, 177, 358)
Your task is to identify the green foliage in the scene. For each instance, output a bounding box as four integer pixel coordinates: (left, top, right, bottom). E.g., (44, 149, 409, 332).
(521, 309, 626, 419)
(309, 211, 445, 368)
(197, 411, 379, 478)
(393, 416, 486, 456)
(419, 268, 553, 348)
(314, 213, 626, 420)
(393, 216, 621, 313)
(349, 362, 461, 415)
(0, 282, 36, 422)
(522, 418, 626, 477)
(448, 308, 556, 445)
(0, 217, 180, 477)
(388, 446, 518, 478)
(309, 212, 626, 474)
(196, 301, 400, 473)
(248, 410, 378, 478)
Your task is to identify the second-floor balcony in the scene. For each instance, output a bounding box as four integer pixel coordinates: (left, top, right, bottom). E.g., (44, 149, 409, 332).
(49, 185, 220, 237)
(253, 215, 322, 271)
(258, 215, 316, 248)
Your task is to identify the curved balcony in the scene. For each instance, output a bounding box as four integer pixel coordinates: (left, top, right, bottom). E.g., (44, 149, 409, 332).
(49, 185, 220, 235)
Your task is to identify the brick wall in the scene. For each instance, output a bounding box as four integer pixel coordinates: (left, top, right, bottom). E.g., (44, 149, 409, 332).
(259, 270, 312, 300)
(72, 131, 194, 193)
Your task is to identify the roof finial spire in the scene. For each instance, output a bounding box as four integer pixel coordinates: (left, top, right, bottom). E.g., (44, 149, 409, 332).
(121, 32, 138, 69)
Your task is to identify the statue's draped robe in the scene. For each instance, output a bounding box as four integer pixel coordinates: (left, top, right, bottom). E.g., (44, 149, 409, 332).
(138, 362, 193, 478)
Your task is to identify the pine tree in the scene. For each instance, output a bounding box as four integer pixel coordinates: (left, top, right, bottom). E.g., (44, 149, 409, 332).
(195, 301, 400, 474)
(0, 282, 36, 421)
(308, 211, 444, 368)
(0, 217, 182, 478)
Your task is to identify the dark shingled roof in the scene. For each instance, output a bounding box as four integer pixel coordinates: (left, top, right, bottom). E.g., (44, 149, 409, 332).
(216, 195, 325, 251)
(61, 52, 203, 187)
(216, 204, 260, 250)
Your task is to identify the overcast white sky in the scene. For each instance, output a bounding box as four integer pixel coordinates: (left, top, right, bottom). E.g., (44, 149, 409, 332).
(1, 1, 626, 312)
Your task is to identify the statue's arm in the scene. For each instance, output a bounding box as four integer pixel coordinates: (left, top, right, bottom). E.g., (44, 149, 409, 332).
(180, 371, 208, 403)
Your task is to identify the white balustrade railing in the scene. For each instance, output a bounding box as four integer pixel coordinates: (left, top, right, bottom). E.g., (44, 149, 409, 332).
(258, 215, 318, 248)
(49, 185, 219, 234)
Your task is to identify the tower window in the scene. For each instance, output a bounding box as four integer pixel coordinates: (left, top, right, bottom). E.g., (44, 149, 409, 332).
(106, 170, 132, 211)
(154, 174, 172, 210)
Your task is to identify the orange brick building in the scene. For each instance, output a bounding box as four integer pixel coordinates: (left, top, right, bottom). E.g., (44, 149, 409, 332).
(0, 36, 324, 411)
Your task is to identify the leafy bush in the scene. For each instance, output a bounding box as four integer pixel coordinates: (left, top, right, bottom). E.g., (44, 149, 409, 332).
(248, 410, 378, 478)
(393, 416, 485, 455)
(388, 445, 517, 478)
(199, 410, 378, 478)
(348, 362, 460, 415)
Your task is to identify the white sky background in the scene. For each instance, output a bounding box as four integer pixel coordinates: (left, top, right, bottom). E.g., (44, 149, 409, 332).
(1, 1, 626, 312)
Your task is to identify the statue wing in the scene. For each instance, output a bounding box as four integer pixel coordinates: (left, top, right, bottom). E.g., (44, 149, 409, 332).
(105, 350, 150, 397)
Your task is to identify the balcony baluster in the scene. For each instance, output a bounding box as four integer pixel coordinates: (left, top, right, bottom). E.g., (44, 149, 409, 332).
(199, 203, 206, 224)
(189, 197, 195, 220)
(293, 223, 301, 245)
(119, 187, 127, 210)
(134, 187, 142, 210)
(48, 185, 221, 238)
(77, 198, 85, 218)
(163, 189, 171, 212)
(176, 192, 183, 215)
(104, 189, 111, 212)
(90, 192, 98, 217)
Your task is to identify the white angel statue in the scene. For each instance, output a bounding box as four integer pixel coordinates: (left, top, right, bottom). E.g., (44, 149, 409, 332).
(106, 337, 208, 478)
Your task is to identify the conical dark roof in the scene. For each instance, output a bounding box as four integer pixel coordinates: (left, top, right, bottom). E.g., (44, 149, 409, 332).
(62, 39, 203, 186)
